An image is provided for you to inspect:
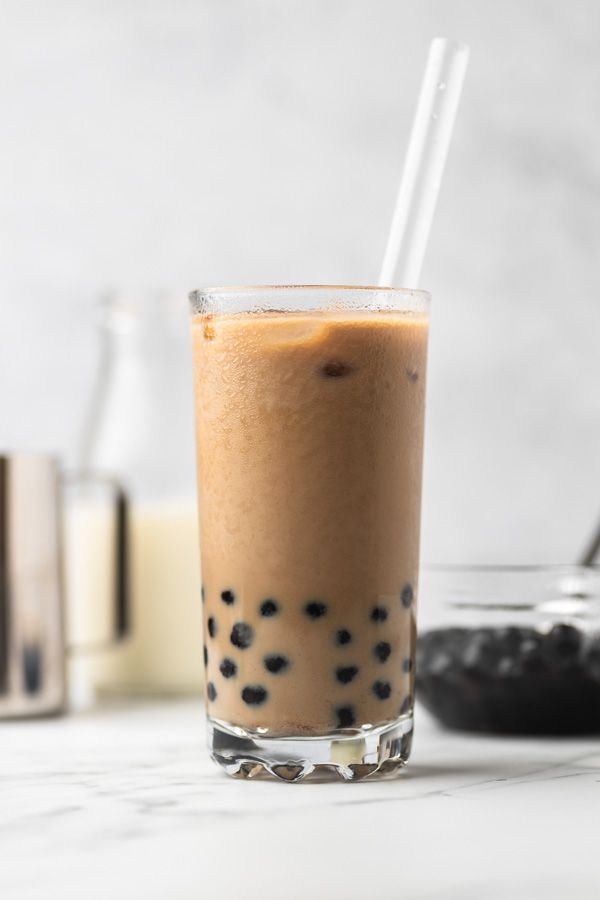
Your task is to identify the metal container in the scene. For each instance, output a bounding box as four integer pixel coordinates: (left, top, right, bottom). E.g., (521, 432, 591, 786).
(0, 455, 65, 716)
(0, 454, 128, 718)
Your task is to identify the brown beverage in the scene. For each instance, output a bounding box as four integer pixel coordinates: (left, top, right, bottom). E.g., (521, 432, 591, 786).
(191, 290, 428, 770)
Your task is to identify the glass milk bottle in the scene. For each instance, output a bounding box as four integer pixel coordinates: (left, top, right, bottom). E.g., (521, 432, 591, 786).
(73, 291, 203, 694)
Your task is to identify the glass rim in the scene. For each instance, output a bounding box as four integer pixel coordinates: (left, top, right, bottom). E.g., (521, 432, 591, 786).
(422, 564, 600, 575)
(189, 283, 430, 305)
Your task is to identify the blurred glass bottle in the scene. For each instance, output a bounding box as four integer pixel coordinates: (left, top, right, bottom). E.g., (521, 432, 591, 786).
(67, 291, 203, 695)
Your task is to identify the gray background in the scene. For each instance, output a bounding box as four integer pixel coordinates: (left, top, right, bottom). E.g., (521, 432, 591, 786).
(2, 0, 599, 564)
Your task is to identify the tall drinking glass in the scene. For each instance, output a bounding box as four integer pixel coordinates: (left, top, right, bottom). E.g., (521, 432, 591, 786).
(190, 286, 429, 781)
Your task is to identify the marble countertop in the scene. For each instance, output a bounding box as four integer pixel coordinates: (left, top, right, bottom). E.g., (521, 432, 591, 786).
(1, 699, 599, 900)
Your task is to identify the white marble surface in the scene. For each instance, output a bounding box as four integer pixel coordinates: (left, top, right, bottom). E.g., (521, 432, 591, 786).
(1, 699, 599, 900)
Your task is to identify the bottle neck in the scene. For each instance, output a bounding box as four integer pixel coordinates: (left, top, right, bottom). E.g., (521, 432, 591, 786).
(77, 297, 195, 499)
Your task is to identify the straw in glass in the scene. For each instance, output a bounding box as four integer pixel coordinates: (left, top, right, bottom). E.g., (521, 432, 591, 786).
(378, 38, 470, 288)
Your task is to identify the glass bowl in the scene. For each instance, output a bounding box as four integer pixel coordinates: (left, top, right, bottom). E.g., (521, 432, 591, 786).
(416, 566, 600, 735)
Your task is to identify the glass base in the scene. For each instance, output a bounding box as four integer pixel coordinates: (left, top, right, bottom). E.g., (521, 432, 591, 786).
(207, 714, 414, 783)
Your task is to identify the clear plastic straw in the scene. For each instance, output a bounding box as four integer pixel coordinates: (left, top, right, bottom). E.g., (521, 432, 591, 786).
(378, 38, 470, 288)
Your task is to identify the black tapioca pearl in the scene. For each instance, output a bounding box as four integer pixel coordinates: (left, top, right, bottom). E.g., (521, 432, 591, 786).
(519, 638, 547, 674)
(400, 694, 412, 715)
(497, 656, 520, 678)
(402, 656, 412, 673)
(207, 682, 217, 702)
(203, 645, 208, 667)
(585, 642, 600, 680)
(320, 360, 353, 378)
(426, 650, 454, 678)
(241, 685, 268, 706)
(207, 616, 217, 638)
(546, 623, 581, 660)
(462, 633, 501, 679)
(370, 606, 388, 623)
(421, 626, 469, 654)
(335, 705, 356, 728)
(335, 628, 352, 646)
(221, 589, 235, 606)
(336, 665, 359, 684)
(406, 369, 419, 383)
(495, 626, 523, 655)
(230, 622, 254, 649)
(264, 654, 289, 674)
(373, 641, 391, 663)
(304, 600, 327, 619)
(372, 680, 391, 700)
(219, 657, 237, 679)
(260, 598, 279, 617)
(401, 584, 414, 608)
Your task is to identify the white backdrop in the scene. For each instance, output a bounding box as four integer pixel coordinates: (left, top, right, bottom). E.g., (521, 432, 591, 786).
(2, 0, 599, 564)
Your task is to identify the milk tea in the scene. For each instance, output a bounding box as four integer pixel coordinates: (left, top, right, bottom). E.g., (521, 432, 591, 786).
(192, 309, 428, 736)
